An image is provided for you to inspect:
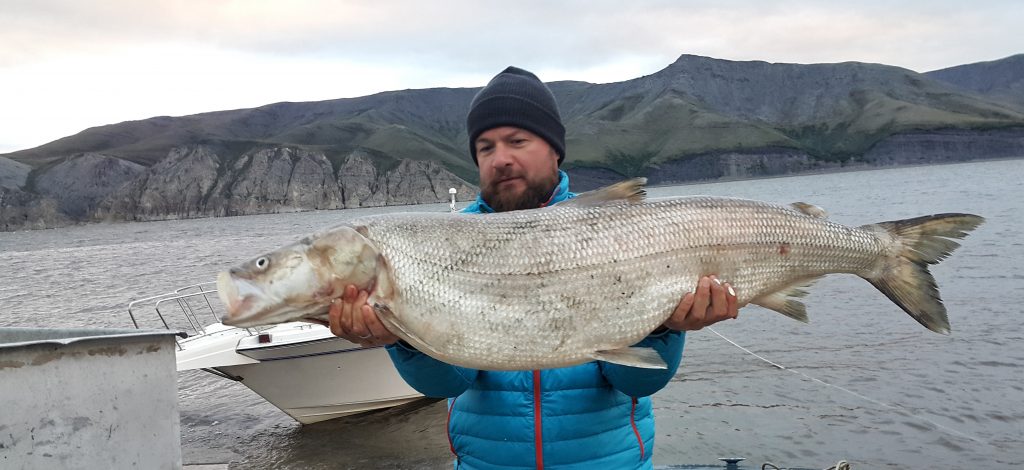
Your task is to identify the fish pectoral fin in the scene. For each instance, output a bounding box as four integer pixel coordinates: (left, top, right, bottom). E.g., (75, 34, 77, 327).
(556, 178, 647, 207)
(372, 303, 443, 357)
(591, 346, 667, 369)
(750, 277, 822, 323)
(791, 202, 828, 218)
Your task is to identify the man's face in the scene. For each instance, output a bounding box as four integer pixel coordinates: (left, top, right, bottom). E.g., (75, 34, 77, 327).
(475, 126, 560, 212)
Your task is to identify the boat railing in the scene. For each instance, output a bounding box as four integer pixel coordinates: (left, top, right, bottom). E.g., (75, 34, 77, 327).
(127, 282, 258, 350)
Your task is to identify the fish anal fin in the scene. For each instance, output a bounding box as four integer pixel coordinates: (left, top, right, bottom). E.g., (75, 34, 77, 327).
(557, 178, 647, 207)
(791, 202, 828, 218)
(751, 278, 823, 323)
(591, 346, 667, 369)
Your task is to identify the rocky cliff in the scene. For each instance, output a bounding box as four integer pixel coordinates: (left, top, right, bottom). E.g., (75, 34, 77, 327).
(0, 156, 30, 190)
(0, 156, 70, 231)
(0, 187, 70, 231)
(861, 127, 1024, 165)
(94, 145, 476, 223)
(34, 153, 145, 218)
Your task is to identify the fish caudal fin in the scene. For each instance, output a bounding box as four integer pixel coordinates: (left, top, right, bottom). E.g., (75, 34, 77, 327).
(863, 213, 985, 334)
(591, 346, 667, 369)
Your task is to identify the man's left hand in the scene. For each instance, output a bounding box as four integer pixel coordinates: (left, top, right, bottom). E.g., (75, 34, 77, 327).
(664, 275, 741, 331)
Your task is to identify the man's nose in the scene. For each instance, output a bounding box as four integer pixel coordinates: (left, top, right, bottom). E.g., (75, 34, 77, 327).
(490, 143, 515, 166)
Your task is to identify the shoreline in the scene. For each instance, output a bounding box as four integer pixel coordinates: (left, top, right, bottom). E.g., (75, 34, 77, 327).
(641, 155, 1024, 189)
(3, 157, 1021, 233)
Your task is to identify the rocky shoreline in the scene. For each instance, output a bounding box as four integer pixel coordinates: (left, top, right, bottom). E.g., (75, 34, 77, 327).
(1, 145, 477, 232)
(4, 128, 1023, 232)
(566, 127, 1024, 191)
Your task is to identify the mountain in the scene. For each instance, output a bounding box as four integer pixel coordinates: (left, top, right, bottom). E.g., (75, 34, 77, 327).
(926, 54, 1024, 111)
(3, 54, 1024, 231)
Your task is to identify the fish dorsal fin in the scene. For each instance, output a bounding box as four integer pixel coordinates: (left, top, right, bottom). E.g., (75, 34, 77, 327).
(557, 178, 647, 207)
(791, 202, 828, 218)
(750, 276, 823, 323)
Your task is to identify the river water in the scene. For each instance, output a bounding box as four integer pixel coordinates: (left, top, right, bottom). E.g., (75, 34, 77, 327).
(2, 159, 1022, 469)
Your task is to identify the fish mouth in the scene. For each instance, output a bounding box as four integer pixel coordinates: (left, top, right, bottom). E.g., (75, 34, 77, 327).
(217, 271, 270, 327)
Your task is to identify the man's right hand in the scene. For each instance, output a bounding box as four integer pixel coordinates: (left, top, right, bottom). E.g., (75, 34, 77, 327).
(327, 285, 400, 347)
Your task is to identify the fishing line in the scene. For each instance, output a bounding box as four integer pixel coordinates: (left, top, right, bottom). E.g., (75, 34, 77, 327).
(706, 326, 986, 444)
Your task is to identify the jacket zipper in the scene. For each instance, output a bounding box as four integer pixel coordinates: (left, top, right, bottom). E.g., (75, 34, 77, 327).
(447, 396, 460, 465)
(533, 369, 544, 470)
(630, 397, 645, 461)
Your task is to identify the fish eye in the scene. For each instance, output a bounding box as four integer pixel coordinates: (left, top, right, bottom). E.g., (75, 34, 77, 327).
(255, 257, 270, 271)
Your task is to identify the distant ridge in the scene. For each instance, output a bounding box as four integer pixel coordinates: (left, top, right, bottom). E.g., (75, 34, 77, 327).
(3, 53, 1024, 231)
(926, 54, 1024, 111)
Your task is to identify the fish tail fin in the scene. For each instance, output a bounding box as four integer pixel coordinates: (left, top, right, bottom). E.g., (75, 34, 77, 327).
(863, 213, 984, 334)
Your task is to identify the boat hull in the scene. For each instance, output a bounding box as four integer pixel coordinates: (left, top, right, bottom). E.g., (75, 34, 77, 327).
(177, 322, 421, 424)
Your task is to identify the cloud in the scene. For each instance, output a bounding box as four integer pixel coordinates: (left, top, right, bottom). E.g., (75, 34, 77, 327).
(1, 0, 1022, 152)
(4, 1, 1022, 72)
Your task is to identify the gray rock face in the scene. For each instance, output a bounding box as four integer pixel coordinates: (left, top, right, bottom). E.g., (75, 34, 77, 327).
(0, 157, 30, 190)
(380, 159, 477, 206)
(568, 148, 840, 191)
(34, 153, 145, 218)
(98, 146, 222, 221)
(862, 128, 1024, 165)
(569, 128, 1024, 191)
(0, 187, 69, 231)
(337, 150, 384, 207)
(95, 145, 478, 223)
(208, 147, 343, 216)
(337, 151, 477, 208)
(649, 149, 832, 184)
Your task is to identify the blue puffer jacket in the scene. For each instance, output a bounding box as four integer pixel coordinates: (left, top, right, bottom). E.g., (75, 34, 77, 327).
(386, 171, 686, 469)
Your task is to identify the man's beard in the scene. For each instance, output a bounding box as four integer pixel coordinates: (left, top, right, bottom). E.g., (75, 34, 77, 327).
(482, 172, 559, 213)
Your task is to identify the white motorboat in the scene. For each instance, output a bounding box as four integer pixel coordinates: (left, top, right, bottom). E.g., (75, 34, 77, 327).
(128, 283, 422, 424)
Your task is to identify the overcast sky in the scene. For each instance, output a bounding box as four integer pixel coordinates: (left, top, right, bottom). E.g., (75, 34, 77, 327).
(1, 0, 1022, 154)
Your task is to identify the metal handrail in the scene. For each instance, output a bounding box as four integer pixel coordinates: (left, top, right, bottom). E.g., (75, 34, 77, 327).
(154, 291, 223, 336)
(127, 291, 180, 329)
(127, 282, 254, 351)
(175, 282, 217, 294)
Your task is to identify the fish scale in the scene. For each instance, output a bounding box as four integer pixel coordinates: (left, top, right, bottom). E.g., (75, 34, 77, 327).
(352, 197, 897, 370)
(218, 180, 983, 371)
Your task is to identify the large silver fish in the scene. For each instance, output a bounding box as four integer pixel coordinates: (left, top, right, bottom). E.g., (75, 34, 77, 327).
(217, 179, 983, 370)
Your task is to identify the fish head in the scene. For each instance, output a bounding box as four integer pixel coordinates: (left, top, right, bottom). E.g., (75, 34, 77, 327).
(217, 225, 385, 327)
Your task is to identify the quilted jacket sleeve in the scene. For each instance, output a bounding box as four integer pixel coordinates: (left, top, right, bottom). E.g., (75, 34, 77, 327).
(385, 341, 480, 398)
(598, 329, 685, 398)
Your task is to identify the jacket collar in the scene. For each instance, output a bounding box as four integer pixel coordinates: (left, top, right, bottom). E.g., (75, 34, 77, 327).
(468, 170, 573, 214)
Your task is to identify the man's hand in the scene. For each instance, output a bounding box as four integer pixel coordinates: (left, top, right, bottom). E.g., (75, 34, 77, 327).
(323, 285, 400, 347)
(664, 275, 741, 331)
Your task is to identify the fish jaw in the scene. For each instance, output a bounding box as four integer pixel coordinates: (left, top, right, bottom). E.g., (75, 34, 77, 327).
(216, 271, 239, 314)
(217, 271, 281, 327)
(217, 257, 324, 327)
(217, 225, 387, 328)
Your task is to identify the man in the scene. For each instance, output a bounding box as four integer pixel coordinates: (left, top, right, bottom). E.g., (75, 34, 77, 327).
(328, 66, 740, 469)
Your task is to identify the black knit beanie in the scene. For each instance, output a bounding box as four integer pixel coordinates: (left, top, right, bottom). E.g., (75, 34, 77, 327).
(466, 66, 566, 165)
